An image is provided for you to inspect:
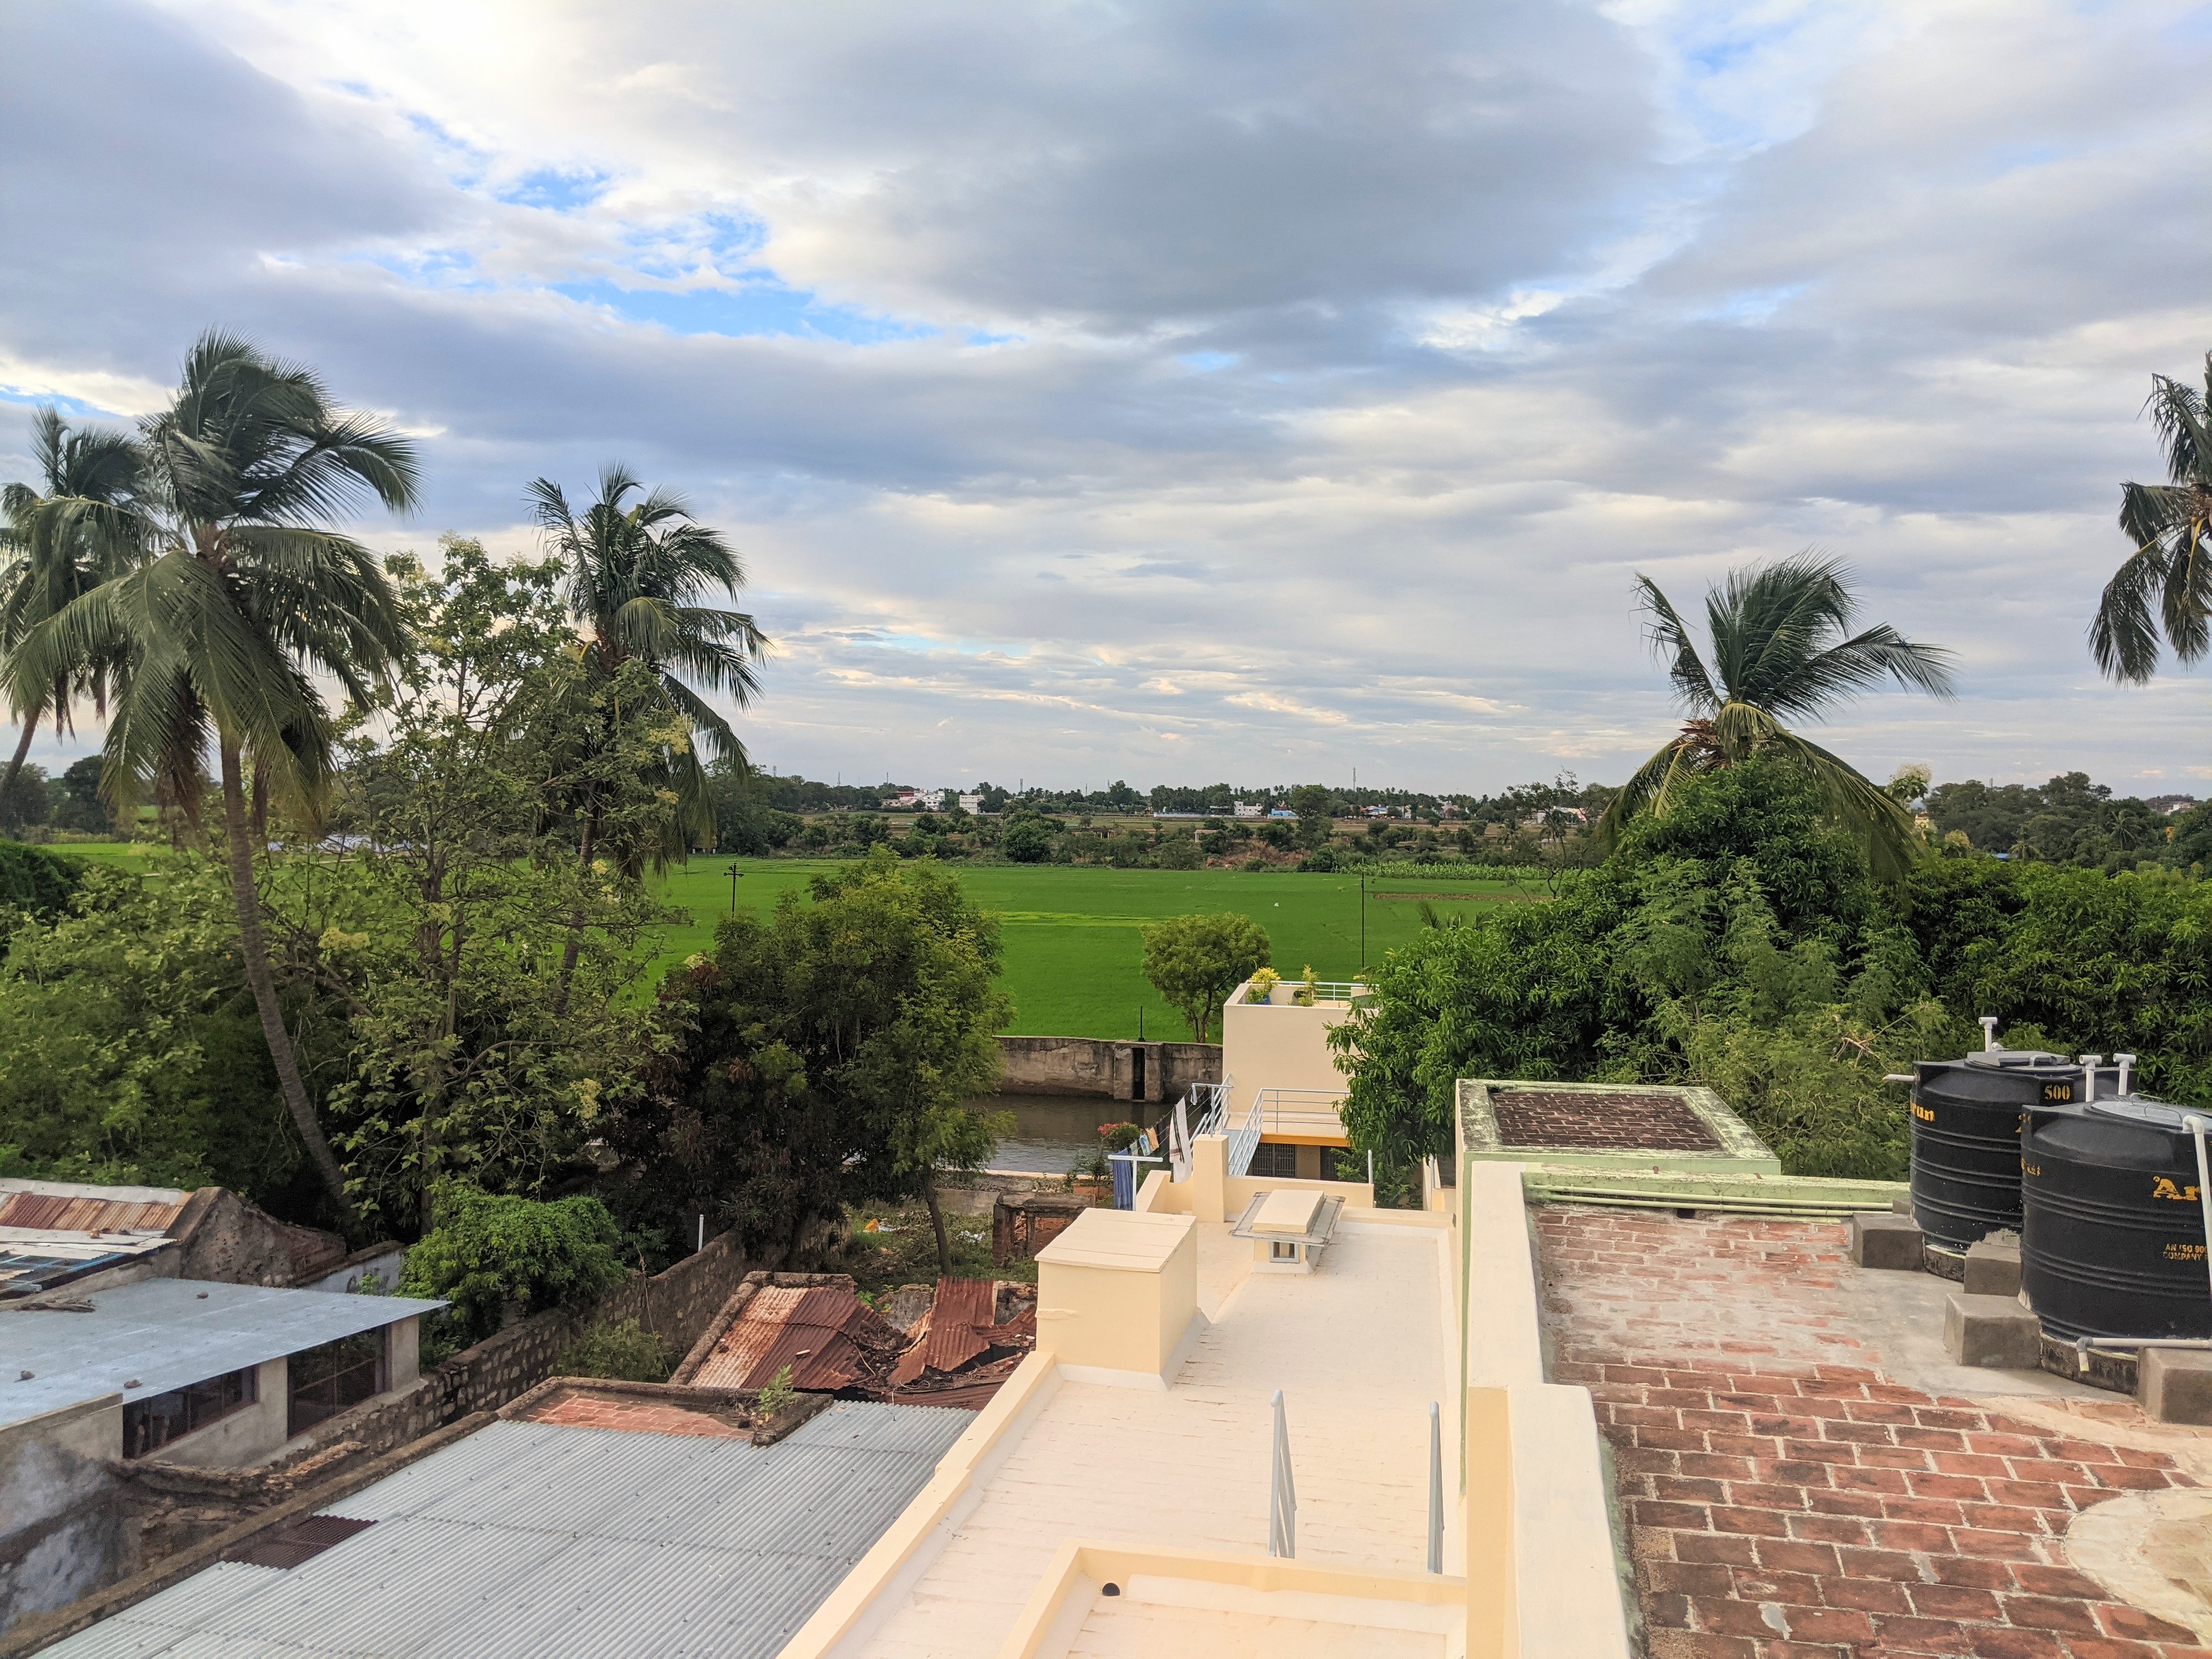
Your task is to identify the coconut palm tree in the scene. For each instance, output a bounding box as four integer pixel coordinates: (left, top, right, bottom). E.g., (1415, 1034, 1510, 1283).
(2089, 352, 2212, 683)
(1595, 555, 1955, 880)
(527, 464, 765, 839)
(527, 465, 766, 1012)
(8, 331, 419, 1226)
(0, 409, 148, 795)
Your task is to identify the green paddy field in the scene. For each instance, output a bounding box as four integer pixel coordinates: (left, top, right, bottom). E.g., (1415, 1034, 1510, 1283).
(651, 859, 1544, 1040)
(49, 844, 1545, 1042)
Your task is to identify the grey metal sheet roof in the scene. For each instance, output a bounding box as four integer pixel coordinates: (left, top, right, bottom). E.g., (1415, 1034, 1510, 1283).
(783, 1397, 974, 1454)
(108, 1562, 282, 1630)
(40, 1400, 972, 1659)
(0, 1277, 446, 1429)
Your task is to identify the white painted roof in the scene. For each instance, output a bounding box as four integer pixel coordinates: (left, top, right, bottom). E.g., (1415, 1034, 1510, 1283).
(0, 1276, 445, 1428)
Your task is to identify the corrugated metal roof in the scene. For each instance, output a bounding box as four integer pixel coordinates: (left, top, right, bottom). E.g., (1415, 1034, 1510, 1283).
(0, 1178, 189, 1237)
(40, 1402, 972, 1659)
(690, 1283, 906, 1392)
(921, 1276, 996, 1373)
(0, 1276, 447, 1429)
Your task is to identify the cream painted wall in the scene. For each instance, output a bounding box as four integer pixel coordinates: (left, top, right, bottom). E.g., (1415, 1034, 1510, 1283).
(1219, 980, 1355, 1096)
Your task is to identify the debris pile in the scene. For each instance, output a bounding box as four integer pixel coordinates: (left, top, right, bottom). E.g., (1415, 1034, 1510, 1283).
(674, 1271, 1036, 1409)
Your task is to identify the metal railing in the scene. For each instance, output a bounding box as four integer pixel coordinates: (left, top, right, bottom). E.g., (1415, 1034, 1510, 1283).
(1171, 1078, 1233, 1181)
(1426, 1401, 1443, 1573)
(1269, 1389, 1297, 1558)
(1248, 980, 1372, 1006)
(1248, 1087, 1351, 1143)
(1226, 1094, 1264, 1178)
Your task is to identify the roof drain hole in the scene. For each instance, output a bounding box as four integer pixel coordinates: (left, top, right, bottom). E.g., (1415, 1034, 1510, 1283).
(1102, 1583, 1120, 1597)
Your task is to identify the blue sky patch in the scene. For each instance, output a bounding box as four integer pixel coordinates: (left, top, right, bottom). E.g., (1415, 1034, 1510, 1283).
(551, 278, 935, 343)
(498, 167, 613, 211)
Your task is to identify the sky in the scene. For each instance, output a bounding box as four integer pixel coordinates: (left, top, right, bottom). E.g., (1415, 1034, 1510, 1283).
(3, 0, 2209, 797)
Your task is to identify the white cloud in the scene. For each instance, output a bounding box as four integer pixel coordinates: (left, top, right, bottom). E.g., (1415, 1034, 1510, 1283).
(1, 0, 2208, 794)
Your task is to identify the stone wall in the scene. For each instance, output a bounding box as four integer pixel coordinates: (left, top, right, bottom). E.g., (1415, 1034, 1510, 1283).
(995, 1035, 1221, 1103)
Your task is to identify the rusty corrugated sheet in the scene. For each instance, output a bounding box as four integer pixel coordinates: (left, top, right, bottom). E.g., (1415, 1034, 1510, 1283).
(889, 1355, 1021, 1410)
(0, 1191, 184, 1234)
(921, 1277, 996, 1374)
(692, 1285, 905, 1392)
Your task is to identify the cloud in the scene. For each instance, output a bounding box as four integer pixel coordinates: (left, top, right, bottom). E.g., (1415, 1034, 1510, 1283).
(0, 0, 2208, 794)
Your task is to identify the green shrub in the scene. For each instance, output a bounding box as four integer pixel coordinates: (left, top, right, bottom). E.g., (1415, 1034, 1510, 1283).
(555, 1318, 675, 1383)
(399, 1188, 628, 1355)
(757, 1364, 799, 1417)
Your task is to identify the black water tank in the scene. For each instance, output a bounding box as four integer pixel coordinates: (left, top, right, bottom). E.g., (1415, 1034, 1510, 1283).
(1911, 1051, 2086, 1249)
(2021, 1097, 2211, 1341)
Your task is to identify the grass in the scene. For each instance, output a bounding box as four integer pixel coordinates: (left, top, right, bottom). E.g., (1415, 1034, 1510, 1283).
(44, 842, 1545, 1043)
(841, 1198, 1039, 1295)
(52, 841, 159, 876)
(651, 859, 1545, 1040)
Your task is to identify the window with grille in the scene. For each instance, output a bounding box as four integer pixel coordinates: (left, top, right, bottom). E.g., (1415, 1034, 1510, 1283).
(122, 1367, 257, 1458)
(287, 1329, 386, 1436)
(1246, 1141, 1300, 1178)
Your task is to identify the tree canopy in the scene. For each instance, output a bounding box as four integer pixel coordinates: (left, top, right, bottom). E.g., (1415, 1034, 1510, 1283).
(1141, 911, 1271, 1043)
(1597, 555, 1954, 882)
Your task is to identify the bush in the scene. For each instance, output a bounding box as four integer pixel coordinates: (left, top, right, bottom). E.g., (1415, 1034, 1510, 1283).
(1001, 818, 1054, 863)
(0, 839, 82, 927)
(555, 1318, 675, 1383)
(399, 1188, 628, 1353)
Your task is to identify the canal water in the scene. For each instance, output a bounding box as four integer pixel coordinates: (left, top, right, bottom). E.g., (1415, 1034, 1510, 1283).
(978, 1093, 1153, 1174)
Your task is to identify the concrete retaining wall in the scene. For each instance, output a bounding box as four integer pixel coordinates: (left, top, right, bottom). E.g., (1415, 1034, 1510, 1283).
(995, 1036, 1221, 1103)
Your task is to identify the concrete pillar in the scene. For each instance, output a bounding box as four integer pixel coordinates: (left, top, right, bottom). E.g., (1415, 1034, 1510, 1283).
(1190, 1135, 1228, 1223)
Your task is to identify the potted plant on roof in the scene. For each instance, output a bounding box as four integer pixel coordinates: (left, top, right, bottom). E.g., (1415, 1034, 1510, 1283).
(1244, 967, 1282, 1003)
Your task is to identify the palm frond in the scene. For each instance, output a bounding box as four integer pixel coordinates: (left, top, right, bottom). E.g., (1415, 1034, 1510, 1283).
(1631, 574, 1719, 711)
(1593, 736, 1698, 849)
(2144, 362, 2212, 489)
(1755, 725, 1926, 883)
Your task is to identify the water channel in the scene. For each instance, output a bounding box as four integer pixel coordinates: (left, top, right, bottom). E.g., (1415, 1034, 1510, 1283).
(977, 1092, 1153, 1174)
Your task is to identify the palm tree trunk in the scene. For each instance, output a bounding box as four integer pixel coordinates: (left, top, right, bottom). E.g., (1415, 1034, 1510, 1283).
(218, 742, 358, 1231)
(0, 709, 38, 802)
(922, 1175, 952, 1278)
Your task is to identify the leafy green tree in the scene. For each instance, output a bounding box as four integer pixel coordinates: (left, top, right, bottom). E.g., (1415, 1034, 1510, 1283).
(1923, 778, 2041, 853)
(0, 408, 146, 797)
(1141, 912, 1271, 1042)
(1335, 762, 1906, 1176)
(1596, 555, 1954, 881)
(0, 839, 81, 923)
(398, 1187, 627, 1355)
(1288, 783, 1335, 849)
(0, 764, 49, 834)
(280, 542, 679, 1233)
(527, 465, 767, 855)
(2090, 351, 2212, 682)
(7, 332, 420, 1228)
(50, 757, 112, 833)
(629, 851, 1009, 1274)
(0, 857, 322, 1207)
(1000, 816, 1054, 863)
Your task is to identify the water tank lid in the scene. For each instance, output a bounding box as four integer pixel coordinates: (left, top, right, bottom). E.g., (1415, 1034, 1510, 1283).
(2087, 1096, 2207, 1130)
(1961, 1049, 2067, 1068)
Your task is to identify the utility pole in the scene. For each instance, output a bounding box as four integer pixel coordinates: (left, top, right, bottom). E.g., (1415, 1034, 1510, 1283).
(729, 863, 743, 913)
(1360, 874, 1367, 967)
